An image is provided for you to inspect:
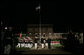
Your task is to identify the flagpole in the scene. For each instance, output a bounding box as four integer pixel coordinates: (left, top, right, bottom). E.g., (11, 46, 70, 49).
(36, 4, 41, 41)
(39, 4, 41, 41)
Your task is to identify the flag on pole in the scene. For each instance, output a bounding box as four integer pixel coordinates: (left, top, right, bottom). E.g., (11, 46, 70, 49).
(20, 32, 22, 38)
(35, 5, 40, 11)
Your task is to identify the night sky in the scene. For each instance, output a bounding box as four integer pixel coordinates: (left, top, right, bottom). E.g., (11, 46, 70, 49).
(1, 1, 83, 33)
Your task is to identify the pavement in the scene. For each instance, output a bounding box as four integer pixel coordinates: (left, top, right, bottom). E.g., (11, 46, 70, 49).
(15, 44, 83, 54)
(16, 48, 72, 54)
(31, 45, 49, 50)
(15, 46, 72, 54)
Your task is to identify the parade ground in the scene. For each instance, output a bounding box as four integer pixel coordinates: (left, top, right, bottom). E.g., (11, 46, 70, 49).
(15, 44, 72, 54)
(15, 43, 83, 54)
(15, 48, 72, 54)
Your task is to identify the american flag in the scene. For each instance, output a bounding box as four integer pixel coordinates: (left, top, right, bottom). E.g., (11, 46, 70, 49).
(20, 32, 22, 38)
(35, 5, 40, 11)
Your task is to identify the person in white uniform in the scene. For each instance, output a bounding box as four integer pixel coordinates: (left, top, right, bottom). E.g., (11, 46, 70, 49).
(41, 37, 45, 48)
(34, 36, 38, 49)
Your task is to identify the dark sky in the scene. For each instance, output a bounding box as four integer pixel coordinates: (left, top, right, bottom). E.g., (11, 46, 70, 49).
(1, 1, 83, 32)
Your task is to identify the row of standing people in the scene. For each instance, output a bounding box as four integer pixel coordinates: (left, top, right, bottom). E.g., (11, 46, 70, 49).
(34, 36, 51, 49)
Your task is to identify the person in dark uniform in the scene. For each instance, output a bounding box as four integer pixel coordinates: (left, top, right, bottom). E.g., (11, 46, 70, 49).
(1, 21, 5, 54)
(47, 37, 51, 49)
(67, 30, 76, 51)
(4, 26, 13, 54)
